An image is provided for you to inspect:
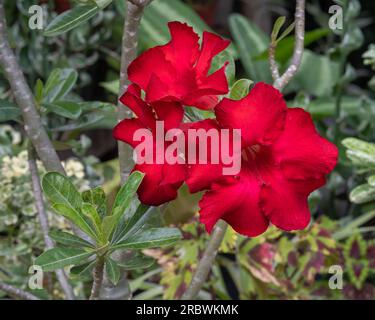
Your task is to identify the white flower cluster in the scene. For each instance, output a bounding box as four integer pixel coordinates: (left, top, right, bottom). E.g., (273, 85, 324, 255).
(0, 150, 89, 229)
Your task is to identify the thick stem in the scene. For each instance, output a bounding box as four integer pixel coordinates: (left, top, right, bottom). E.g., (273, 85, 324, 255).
(181, 220, 228, 300)
(89, 256, 105, 300)
(0, 1, 64, 174)
(117, 0, 152, 184)
(27, 146, 75, 300)
(272, 0, 305, 90)
(269, 42, 280, 81)
(0, 282, 40, 300)
(104, 0, 152, 300)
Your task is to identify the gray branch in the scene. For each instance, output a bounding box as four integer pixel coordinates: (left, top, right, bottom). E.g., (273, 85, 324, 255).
(271, 0, 305, 90)
(0, 282, 40, 300)
(117, 0, 152, 184)
(89, 257, 105, 300)
(0, 0, 64, 174)
(27, 146, 75, 300)
(181, 220, 228, 300)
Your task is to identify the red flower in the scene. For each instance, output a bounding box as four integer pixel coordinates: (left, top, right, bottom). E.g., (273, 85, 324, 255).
(186, 82, 338, 237)
(128, 21, 230, 110)
(113, 84, 186, 206)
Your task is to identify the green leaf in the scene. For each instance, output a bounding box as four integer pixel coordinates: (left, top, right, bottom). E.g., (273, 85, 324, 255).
(229, 14, 271, 82)
(289, 50, 340, 96)
(70, 260, 96, 279)
(105, 258, 120, 285)
(34, 79, 44, 104)
(140, 0, 211, 50)
(81, 203, 102, 237)
(271, 16, 286, 42)
(52, 203, 98, 240)
(100, 79, 119, 95)
(209, 47, 236, 86)
(230, 79, 253, 100)
(304, 96, 359, 119)
(256, 28, 330, 65)
(276, 22, 295, 44)
(44, 4, 100, 37)
(368, 175, 375, 187)
(342, 138, 375, 167)
(42, 172, 82, 211)
(0, 100, 21, 122)
(349, 184, 375, 204)
(43, 101, 82, 120)
(117, 254, 155, 270)
(52, 105, 117, 131)
(35, 247, 94, 272)
(112, 171, 145, 216)
(112, 227, 182, 250)
(49, 230, 93, 248)
(103, 172, 145, 241)
(43, 69, 78, 102)
(82, 187, 107, 217)
(113, 204, 153, 244)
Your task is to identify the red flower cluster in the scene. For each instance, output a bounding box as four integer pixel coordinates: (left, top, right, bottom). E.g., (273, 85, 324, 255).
(114, 21, 338, 237)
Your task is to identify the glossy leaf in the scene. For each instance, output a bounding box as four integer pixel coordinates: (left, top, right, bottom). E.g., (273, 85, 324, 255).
(102, 171, 144, 241)
(0, 100, 21, 122)
(49, 230, 93, 248)
(70, 260, 96, 279)
(42, 172, 82, 211)
(81, 202, 102, 237)
(43, 69, 78, 102)
(112, 227, 182, 250)
(44, 4, 100, 37)
(271, 16, 286, 42)
(105, 258, 121, 285)
(230, 79, 253, 100)
(229, 14, 271, 82)
(342, 138, 375, 167)
(112, 204, 153, 244)
(82, 187, 107, 217)
(117, 254, 155, 270)
(43, 101, 82, 120)
(35, 247, 94, 271)
(52, 203, 98, 240)
(349, 184, 375, 204)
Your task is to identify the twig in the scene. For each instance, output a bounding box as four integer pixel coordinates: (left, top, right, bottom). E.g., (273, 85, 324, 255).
(89, 257, 105, 300)
(0, 0, 64, 174)
(117, 0, 152, 184)
(0, 282, 40, 300)
(269, 42, 280, 81)
(181, 220, 228, 300)
(27, 145, 75, 300)
(271, 0, 305, 90)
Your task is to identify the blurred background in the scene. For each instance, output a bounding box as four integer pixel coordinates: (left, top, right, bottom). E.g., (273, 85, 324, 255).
(1, 0, 375, 300)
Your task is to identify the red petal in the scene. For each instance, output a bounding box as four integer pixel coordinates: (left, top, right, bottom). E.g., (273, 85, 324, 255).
(271, 108, 338, 180)
(113, 118, 147, 148)
(184, 119, 223, 192)
(215, 82, 287, 147)
(195, 31, 230, 76)
(128, 46, 174, 92)
(127, 83, 141, 97)
(188, 95, 219, 110)
(184, 65, 229, 109)
(135, 162, 184, 206)
(260, 169, 325, 231)
(119, 90, 155, 129)
(152, 101, 184, 131)
(199, 169, 269, 237)
(161, 22, 200, 71)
